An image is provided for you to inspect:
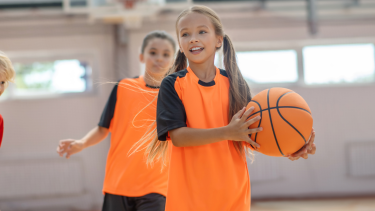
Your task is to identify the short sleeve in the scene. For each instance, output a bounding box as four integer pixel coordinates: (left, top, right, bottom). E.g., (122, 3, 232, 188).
(157, 76, 187, 141)
(98, 84, 118, 129)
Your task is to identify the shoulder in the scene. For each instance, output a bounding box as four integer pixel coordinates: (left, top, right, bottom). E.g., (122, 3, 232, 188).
(161, 69, 188, 87)
(219, 68, 228, 77)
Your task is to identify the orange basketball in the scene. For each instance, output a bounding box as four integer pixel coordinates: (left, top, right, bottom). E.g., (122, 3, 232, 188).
(246, 88, 313, 157)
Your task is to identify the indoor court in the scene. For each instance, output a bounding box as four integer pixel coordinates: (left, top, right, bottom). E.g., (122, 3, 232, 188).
(0, 0, 374, 211)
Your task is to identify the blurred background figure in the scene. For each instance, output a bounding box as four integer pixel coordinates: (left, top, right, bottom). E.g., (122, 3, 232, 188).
(0, 0, 374, 211)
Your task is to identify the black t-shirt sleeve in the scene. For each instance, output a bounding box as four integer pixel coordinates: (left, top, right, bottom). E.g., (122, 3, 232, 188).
(98, 84, 118, 129)
(157, 76, 187, 141)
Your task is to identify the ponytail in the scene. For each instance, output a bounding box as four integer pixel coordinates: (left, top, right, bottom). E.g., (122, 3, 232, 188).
(223, 35, 253, 157)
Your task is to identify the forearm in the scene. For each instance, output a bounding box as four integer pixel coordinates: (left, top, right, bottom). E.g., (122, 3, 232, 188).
(170, 126, 229, 147)
(80, 126, 109, 148)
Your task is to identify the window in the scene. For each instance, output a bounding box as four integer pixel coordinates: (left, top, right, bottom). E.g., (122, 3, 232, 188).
(236, 50, 298, 84)
(303, 43, 375, 85)
(3, 59, 92, 100)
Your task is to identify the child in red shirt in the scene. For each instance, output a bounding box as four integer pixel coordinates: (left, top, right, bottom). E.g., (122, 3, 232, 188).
(0, 51, 15, 148)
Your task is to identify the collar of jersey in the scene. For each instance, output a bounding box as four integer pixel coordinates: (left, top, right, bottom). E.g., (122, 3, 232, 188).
(187, 66, 219, 87)
(139, 75, 160, 89)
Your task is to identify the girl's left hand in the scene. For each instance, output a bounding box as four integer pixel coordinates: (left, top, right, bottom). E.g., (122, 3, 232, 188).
(286, 129, 316, 161)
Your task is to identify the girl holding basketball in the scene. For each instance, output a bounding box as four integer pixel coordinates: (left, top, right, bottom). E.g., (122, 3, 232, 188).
(56, 31, 176, 211)
(143, 5, 316, 211)
(0, 51, 16, 148)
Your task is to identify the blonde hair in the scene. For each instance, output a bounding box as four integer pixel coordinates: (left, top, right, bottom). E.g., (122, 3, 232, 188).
(0, 51, 15, 88)
(134, 5, 253, 167)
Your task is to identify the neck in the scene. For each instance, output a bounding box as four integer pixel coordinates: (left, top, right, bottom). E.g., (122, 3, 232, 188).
(188, 56, 216, 82)
(143, 72, 164, 87)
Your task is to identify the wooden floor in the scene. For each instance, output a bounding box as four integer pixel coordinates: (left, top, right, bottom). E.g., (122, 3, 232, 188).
(251, 197, 375, 211)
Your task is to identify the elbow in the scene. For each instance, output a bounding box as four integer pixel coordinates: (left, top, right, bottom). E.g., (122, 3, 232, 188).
(169, 127, 188, 147)
(170, 133, 183, 147)
(98, 126, 110, 136)
(171, 138, 184, 147)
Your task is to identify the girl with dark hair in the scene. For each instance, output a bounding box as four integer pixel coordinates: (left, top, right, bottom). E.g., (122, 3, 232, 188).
(56, 30, 176, 211)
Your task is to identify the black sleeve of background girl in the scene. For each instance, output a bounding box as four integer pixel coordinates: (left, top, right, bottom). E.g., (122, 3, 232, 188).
(98, 84, 118, 129)
(157, 74, 187, 141)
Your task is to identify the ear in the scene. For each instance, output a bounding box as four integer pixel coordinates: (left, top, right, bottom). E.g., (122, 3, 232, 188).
(139, 53, 144, 63)
(216, 35, 223, 48)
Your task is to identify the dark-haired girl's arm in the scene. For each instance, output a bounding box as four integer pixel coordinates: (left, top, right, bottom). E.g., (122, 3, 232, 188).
(170, 107, 262, 147)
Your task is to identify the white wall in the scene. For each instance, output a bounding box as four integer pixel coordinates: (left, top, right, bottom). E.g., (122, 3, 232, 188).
(0, 15, 119, 210)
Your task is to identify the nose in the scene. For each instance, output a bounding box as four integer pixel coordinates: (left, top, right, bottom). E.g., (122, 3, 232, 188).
(156, 54, 163, 62)
(189, 34, 199, 44)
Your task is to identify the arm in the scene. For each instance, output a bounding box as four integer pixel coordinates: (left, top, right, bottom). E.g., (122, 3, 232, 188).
(57, 126, 109, 158)
(57, 83, 117, 158)
(170, 107, 262, 148)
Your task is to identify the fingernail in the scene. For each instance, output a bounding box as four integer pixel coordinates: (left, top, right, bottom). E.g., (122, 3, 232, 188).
(259, 127, 263, 131)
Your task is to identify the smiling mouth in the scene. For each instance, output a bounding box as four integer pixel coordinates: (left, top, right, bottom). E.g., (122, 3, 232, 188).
(189, 47, 204, 53)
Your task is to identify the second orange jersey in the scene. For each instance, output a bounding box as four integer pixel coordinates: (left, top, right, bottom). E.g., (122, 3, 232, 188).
(99, 76, 169, 197)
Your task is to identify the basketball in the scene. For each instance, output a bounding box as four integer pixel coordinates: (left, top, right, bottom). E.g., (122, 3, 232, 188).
(246, 88, 313, 157)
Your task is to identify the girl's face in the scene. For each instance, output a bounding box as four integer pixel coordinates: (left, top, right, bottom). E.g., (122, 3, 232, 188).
(177, 13, 222, 65)
(0, 73, 6, 96)
(140, 38, 175, 77)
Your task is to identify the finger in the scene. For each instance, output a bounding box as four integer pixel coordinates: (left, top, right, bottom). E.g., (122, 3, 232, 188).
(245, 116, 261, 127)
(308, 131, 316, 147)
(244, 137, 260, 148)
(66, 153, 71, 159)
(303, 153, 308, 159)
(233, 107, 246, 120)
(288, 156, 299, 161)
(240, 107, 255, 122)
(247, 127, 263, 135)
(308, 143, 316, 155)
(56, 147, 64, 157)
(291, 146, 307, 157)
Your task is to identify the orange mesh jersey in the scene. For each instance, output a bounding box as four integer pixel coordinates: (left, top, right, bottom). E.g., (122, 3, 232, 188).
(99, 76, 169, 197)
(157, 67, 251, 211)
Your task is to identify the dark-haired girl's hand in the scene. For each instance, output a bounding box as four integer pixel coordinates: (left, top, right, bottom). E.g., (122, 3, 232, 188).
(225, 107, 262, 148)
(286, 129, 316, 161)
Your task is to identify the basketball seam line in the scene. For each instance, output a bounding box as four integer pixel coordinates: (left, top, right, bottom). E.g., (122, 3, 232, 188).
(250, 100, 262, 150)
(248, 106, 311, 119)
(276, 92, 307, 144)
(267, 89, 285, 157)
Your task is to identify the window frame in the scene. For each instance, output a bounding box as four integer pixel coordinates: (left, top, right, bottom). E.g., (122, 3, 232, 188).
(1, 50, 99, 101)
(233, 38, 375, 88)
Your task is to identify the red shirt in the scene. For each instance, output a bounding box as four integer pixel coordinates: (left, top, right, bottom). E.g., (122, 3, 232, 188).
(0, 114, 3, 148)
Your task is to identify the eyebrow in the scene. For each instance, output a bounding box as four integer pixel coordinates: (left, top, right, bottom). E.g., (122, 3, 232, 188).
(179, 25, 209, 33)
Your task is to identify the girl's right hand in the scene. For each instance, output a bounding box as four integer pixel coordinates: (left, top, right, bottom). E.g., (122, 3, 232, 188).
(225, 107, 262, 148)
(56, 139, 84, 159)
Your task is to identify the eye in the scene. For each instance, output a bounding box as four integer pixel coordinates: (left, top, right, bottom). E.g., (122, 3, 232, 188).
(164, 53, 170, 57)
(150, 51, 156, 55)
(0, 81, 4, 85)
(181, 33, 188, 37)
(199, 30, 207, 34)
